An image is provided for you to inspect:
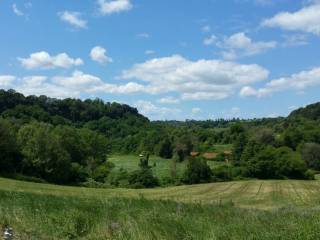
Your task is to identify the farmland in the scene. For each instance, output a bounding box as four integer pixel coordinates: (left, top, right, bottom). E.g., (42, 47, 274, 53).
(108, 154, 228, 179)
(1, 177, 320, 239)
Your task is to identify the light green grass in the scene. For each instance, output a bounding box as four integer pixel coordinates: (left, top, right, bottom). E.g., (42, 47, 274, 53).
(1, 178, 320, 239)
(109, 154, 228, 179)
(1, 177, 320, 209)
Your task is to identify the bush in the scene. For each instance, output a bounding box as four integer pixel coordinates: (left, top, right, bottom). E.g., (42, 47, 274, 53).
(212, 166, 246, 182)
(128, 169, 159, 188)
(182, 157, 212, 184)
(246, 146, 309, 179)
(300, 142, 320, 170)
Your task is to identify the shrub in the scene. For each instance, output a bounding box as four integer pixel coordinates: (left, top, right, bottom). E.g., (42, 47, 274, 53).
(182, 157, 212, 184)
(128, 169, 159, 188)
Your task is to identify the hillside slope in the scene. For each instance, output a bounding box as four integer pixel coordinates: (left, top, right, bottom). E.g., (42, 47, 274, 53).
(1, 177, 320, 209)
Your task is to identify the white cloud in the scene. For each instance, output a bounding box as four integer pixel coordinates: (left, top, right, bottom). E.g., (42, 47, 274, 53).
(12, 4, 24, 16)
(201, 25, 211, 33)
(262, 3, 320, 36)
(255, 0, 274, 6)
(158, 96, 180, 104)
(121, 55, 269, 100)
(145, 50, 155, 55)
(16, 76, 80, 99)
(2, 71, 147, 99)
(0, 75, 16, 87)
(58, 11, 87, 29)
(136, 33, 150, 39)
(223, 107, 241, 118)
(90, 46, 113, 64)
(240, 67, 320, 97)
(192, 107, 201, 114)
(282, 34, 309, 47)
(52, 71, 103, 90)
(203, 34, 217, 46)
(134, 100, 181, 120)
(18, 51, 83, 70)
(97, 0, 132, 15)
(216, 32, 277, 60)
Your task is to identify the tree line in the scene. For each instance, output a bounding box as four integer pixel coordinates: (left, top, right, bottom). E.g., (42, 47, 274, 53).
(0, 89, 320, 187)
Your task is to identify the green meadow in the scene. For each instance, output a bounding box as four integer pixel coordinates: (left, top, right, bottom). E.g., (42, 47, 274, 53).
(1, 177, 320, 239)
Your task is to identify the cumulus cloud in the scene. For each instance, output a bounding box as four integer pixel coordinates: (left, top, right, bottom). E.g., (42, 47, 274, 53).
(157, 96, 180, 104)
(240, 67, 320, 97)
(192, 107, 201, 114)
(214, 32, 277, 60)
(97, 0, 132, 15)
(12, 4, 24, 16)
(18, 51, 83, 70)
(201, 25, 211, 33)
(2, 71, 147, 99)
(15, 76, 80, 99)
(121, 55, 269, 100)
(134, 100, 181, 120)
(282, 34, 309, 47)
(203, 35, 217, 46)
(136, 33, 150, 39)
(90, 46, 113, 64)
(145, 50, 155, 55)
(0, 75, 16, 87)
(262, 3, 320, 36)
(58, 11, 87, 29)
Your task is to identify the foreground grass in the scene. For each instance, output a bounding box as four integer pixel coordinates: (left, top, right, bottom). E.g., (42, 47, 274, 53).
(2, 177, 320, 209)
(1, 189, 320, 240)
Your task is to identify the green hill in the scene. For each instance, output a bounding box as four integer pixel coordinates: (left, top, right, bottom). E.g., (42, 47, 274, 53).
(289, 102, 320, 120)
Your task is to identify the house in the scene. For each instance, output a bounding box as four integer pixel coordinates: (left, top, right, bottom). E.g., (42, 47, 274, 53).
(190, 151, 200, 157)
(203, 152, 217, 160)
(224, 150, 232, 163)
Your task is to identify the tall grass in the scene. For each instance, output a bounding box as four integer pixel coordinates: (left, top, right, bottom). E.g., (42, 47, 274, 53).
(0, 189, 319, 240)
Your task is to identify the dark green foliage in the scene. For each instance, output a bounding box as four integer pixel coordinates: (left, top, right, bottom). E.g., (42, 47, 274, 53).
(289, 102, 320, 120)
(183, 157, 212, 184)
(0, 119, 21, 174)
(246, 146, 308, 179)
(0, 89, 320, 186)
(16, 122, 110, 184)
(158, 138, 173, 159)
(300, 143, 320, 170)
(174, 135, 193, 162)
(139, 151, 150, 169)
(129, 169, 159, 188)
(232, 132, 248, 165)
(212, 165, 244, 181)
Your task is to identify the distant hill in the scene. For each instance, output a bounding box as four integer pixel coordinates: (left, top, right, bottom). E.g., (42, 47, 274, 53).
(289, 102, 320, 120)
(0, 89, 148, 125)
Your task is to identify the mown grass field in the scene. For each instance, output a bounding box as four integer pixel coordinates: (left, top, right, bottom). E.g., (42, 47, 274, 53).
(108, 154, 227, 179)
(1, 178, 320, 239)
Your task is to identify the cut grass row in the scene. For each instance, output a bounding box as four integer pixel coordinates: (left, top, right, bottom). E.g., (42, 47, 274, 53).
(1, 177, 320, 209)
(1, 179, 320, 239)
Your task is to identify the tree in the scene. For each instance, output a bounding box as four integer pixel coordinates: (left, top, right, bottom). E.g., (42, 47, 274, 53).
(174, 135, 193, 162)
(182, 157, 212, 184)
(232, 133, 248, 165)
(158, 138, 173, 159)
(301, 143, 320, 170)
(128, 169, 159, 188)
(17, 122, 72, 183)
(0, 119, 21, 174)
(246, 146, 308, 179)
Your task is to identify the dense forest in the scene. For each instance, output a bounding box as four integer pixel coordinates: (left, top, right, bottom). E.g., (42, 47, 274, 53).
(0, 89, 320, 187)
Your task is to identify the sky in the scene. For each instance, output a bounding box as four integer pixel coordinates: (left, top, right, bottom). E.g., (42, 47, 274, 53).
(0, 0, 320, 120)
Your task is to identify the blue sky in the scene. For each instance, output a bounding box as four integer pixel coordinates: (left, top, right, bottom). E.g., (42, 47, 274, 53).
(1, 0, 320, 120)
